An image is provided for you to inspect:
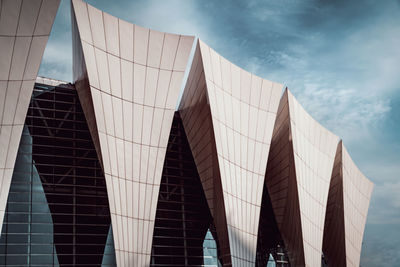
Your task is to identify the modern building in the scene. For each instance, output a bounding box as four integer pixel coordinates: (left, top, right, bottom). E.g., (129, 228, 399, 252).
(0, 0, 373, 266)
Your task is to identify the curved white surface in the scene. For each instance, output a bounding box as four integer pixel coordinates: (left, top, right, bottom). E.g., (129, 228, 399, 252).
(179, 39, 282, 266)
(265, 89, 340, 266)
(71, 0, 194, 265)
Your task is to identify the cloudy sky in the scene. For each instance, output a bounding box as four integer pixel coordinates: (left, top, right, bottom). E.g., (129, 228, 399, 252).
(39, 0, 400, 265)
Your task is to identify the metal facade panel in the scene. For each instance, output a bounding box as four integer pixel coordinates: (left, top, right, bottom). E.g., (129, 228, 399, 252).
(71, 1, 194, 265)
(342, 144, 373, 267)
(323, 141, 373, 267)
(265, 89, 340, 266)
(179, 39, 282, 266)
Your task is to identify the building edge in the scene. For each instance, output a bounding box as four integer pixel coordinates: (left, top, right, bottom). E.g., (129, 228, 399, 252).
(0, 0, 60, 235)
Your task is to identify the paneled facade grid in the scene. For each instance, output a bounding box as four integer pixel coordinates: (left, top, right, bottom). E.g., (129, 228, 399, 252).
(265, 89, 340, 267)
(341, 144, 373, 267)
(179, 39, 282, 266)
(0, 0, 60, 234)
(71, 0, 194, 265)
(289, 90, 339, 267)
(322, 142, 346, 266)
(323, 141, 373, 267)
(264, 91, 303, 266)
(178, 44, 230, 264)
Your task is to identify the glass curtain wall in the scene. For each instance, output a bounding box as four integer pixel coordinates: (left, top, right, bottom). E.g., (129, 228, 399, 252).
(0, 83, 115, 267)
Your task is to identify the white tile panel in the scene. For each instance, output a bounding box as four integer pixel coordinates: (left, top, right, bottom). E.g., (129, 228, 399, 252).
(119, 19, 133, 62)
(250, 75, 262, 107)
(23, 36, 48, 80)
(112, 97, 124, 139)
(147, 30, 164, 68)
(95, 48, 111, 93)
(13, 80, 34, 125)
(142, 106, 153, 145)
(121, 59, 133, 102)
(101, 92, 115, 135)
(133, 63, 145, 104)
(230, 63, 241, 100)
(154, 147, 166, 181)
(0, 0, 60, 235)
(16, 0, 41, 36)
(90, 87, 106, 132)
(107, 135, 118, 177)
(0, 0, 22, 36)
(133, 25, 148, 65)
(99, 132, 111, 175)
(150, 108, 163, 146)
(260, 79, 273, 111)
(132, 103, 143, 144)
(154, 70, 171, 108)
(81, 42, 99, 89)
(9, 36, 31, 80)
(220, 56, 231, 94)
(0, 126, 12, 167)
(34, 0, 60, 36)
(166, 71, 184, 108)
(174, 35, 194, 71)
(108, 53, 122, 97)
(123, 100, 133, 141)
(71, 0, 92, 44)
(240, 69, 251, 104)
(158, 109, 175, 146)
(104, 12, 119, 56)
(0, 37, 14, 80)
(160, 33, 179, 70)
(87, 4, 106, 51)
(71, 1, 194, 264)
(144, 67, 158, 106)
(2, 81, 21, 124)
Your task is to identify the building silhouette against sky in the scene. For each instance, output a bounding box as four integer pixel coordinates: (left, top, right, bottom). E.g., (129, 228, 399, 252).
(0, 0, 373, 266)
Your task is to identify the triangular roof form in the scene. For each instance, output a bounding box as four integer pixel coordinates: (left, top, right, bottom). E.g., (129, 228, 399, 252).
(71, 0, 194, 265)
(179, 39, 282, 265)
(323, 141, 374, 267)
(265, 89, 339, 266)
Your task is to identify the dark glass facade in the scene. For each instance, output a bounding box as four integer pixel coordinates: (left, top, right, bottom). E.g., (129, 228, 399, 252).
(0, 83, 115, 266)
(0, 126, 59, 266)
